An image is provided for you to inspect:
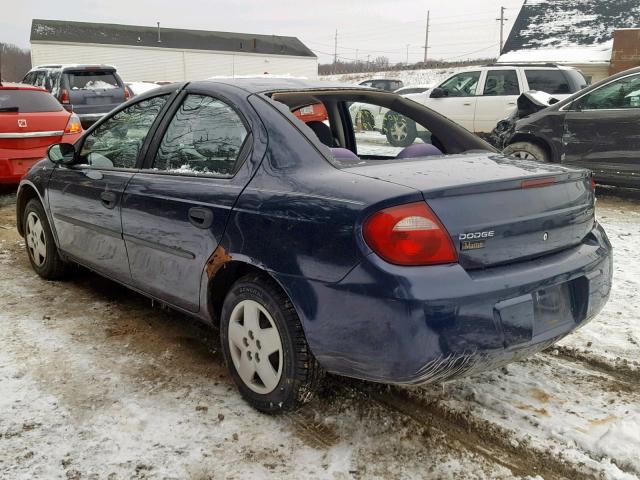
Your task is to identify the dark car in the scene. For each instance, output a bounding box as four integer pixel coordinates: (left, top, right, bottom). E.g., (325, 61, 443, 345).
(502, 66, 640, 188)
(16, 79, 612, 413)
(22, 65, 130, 128)
(359, 78, 404, 91)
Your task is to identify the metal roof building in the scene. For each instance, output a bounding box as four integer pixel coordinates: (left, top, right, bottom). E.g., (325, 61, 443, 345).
(30, 19, 318, 82)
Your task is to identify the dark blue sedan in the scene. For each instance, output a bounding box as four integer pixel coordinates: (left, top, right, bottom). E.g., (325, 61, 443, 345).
(16, 79, 612, 413)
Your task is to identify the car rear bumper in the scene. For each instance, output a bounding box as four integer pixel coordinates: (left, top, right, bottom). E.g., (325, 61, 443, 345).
(280, 223, 612, 384)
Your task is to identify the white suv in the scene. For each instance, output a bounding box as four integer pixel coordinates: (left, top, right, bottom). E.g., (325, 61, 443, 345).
(421, 64, 588, 134)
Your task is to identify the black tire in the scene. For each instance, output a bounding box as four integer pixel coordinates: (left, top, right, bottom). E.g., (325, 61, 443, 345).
(23, 199, 68, 280)
(503, 141, 549, 163)
(220, 273, 323, 413)
(355, 109, 376, 131)
(384, 112, 417, 147)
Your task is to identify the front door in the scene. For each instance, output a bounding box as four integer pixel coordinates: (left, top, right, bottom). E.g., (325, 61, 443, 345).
(427, 71, 481, 131)
(563, 72, 640, 184)
(474, 69, 521, 134)
(122, 92, 252, 312)
(48, 94, 170, 280)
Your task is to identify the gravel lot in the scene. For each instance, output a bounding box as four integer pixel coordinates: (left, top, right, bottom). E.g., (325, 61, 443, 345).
(1, 187, 639, 480)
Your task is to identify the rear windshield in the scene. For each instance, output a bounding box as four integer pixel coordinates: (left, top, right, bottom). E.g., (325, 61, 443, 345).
(0, 90, 64, 113)
(65, 71, 120, 90)
(525, 70, 574, 94)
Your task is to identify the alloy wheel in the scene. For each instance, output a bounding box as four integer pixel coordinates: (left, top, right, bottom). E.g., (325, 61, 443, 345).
(510, 150, 538, 161)
(26, 212, 46, 267)
(228, 299, 283, 394)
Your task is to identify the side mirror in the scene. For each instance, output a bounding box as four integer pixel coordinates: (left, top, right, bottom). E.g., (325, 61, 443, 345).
(430, 87, 446, 99)
(47, 143, 77, 165)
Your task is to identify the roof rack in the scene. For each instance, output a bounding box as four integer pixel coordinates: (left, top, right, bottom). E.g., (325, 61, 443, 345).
(486, 62, 561, 68)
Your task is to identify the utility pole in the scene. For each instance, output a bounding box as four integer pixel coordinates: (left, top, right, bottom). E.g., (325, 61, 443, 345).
(333, 29, 338, 71)
(423, 10, 430, 64)
(367, 54, 371, 71)
(406, 44, 410, 65)
(356, 49, 359, 64)
(496, 7, 508, 56)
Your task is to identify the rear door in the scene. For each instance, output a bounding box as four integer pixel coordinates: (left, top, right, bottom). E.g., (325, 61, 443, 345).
(121, 89, 253, 312)
(473, 69, 521, 133)
(63, 69, 126, 117)
(562, 72, 640, 184)
(47, 94, 171, 280)
(426, 71, 481, 131)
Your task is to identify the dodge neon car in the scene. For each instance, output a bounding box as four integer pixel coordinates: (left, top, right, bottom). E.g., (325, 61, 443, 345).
(16, 79, 612, 413)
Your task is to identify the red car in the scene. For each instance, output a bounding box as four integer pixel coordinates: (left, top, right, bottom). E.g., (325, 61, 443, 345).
(0, 83, 82, 184)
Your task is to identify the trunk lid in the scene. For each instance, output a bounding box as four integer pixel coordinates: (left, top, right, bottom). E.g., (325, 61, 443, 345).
(346, 153, 595, 269)
(0, 111, 69, 150)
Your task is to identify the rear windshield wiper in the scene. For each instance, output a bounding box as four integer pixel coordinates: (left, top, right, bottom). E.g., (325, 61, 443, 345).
(0, 107, 19, 112)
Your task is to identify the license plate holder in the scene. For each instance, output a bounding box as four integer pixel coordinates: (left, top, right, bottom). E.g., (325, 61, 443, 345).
(532, 282, 575, 336)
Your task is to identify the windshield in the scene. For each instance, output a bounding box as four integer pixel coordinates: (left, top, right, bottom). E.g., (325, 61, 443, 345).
(65, 71, 120, 90)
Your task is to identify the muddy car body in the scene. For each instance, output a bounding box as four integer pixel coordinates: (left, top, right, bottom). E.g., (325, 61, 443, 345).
(16, 79, 612, 412)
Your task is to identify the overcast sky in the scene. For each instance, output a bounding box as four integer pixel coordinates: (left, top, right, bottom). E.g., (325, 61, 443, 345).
(3, 0, 525, 64)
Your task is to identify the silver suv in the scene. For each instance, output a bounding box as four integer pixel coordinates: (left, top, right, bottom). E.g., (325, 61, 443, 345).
(22, 65, 129, 127)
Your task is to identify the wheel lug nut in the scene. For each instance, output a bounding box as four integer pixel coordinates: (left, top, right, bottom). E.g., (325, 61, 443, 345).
(247, 351, 252, 360)
(256, 340, 261, 350)
(243, 337, 249, 347)
(255, 353, 260, 362)
(248, 330, 254, 340)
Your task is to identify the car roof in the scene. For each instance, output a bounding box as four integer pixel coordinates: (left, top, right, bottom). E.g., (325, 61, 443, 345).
(359, 78, 403, 82)
(32, 64, 117, 71)
(194, 78, 364, 94)
(0, 82, 48, 92)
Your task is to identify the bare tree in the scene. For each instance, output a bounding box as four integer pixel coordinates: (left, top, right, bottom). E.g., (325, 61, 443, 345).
(0, 43, 32, 82)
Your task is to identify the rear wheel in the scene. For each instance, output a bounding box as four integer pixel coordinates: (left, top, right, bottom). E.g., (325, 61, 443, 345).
(503, 141, 549, 162)
(220, 273, 323, 413)
(385, 112, 417, 147)
(23, 199, 68, 280)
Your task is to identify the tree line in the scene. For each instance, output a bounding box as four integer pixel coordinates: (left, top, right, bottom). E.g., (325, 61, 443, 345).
(0, 43, 32, 82)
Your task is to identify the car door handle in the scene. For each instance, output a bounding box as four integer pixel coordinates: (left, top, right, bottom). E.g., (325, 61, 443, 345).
(188, 207, 214, 229)
(508, 102, 517, 105)
(100, 191, 118, 209)
(463, 102, 472, 106)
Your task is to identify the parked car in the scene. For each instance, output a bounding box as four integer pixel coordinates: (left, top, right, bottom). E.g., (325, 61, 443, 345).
(394, 84, 433, 95)
(292, 102, 328, 123)
(125, 82, 160, 97)
(500, 66, 640, 188)
(22, 65, 130, 128)
(359, 78, 404, 91)
(17, 79, 611, 413)
(423, 64, 587, 134)
(1, 83, 82, 184)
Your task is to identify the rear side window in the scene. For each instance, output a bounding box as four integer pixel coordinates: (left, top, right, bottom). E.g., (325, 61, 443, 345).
(525, 70, 571, 94)
(0, 90, 63, 113)
(483, 70, 520, 96)
(65, 71, 120, 90)
(153, 94, 249, 177)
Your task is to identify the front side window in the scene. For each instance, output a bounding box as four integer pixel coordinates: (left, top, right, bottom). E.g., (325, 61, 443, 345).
(79, 95, 168, 169)
(348, 102, 436, 157)
(525, 70, 571, 94)
(578, 74, 640, 110)
(152, 94, 248, 177)
(438, 71, 481, 97)
(483, 70, 520, 96)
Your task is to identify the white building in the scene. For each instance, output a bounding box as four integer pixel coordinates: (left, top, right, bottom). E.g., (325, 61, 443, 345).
(30, 19, 318, 82)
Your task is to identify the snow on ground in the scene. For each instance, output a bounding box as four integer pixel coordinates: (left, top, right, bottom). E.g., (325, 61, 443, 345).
(1, 186, 639, 479)
(320, 67, 469, 87)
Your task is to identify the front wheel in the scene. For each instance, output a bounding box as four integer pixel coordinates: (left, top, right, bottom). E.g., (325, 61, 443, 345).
(23, 199, 69, 280)
(503, 141, 549, 162)
(220, 273, 323, 413)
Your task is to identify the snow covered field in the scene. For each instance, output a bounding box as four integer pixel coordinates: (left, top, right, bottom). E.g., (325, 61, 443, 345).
(0, 189, 639, 479)
(320, 67, 469, 87)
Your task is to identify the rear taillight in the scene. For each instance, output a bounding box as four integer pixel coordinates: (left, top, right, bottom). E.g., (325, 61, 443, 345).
(59, 88, 70, 104)
(124, 86, 131, 100)
(591, 176, 597, 190)
(64, 113, 82, 134)
(363, 202, 458, 266)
